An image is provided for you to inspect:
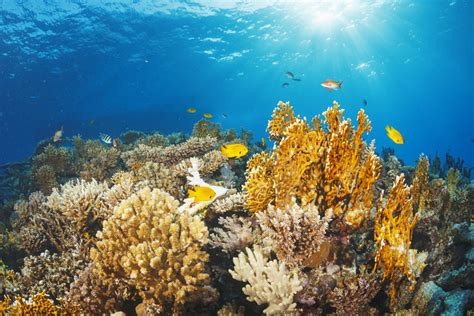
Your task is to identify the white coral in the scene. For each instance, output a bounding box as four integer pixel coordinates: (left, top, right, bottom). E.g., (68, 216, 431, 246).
(229, 246, 302, 315)
(209, 215, 254, 253)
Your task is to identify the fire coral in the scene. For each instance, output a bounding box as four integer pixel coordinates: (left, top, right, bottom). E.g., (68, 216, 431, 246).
(244, 101, 381, 228)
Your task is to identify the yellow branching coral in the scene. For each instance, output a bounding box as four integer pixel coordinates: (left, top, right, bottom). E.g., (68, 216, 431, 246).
(267, 101, 296, 141)
(373, 174, 419, 307)
(135, 161, 182, 198)
(229, 246, 303, 315)
(244, 101, 381, 228)
(90, 187, 209, 312)
(411, 155, 430, 211)
(0, 292, 78, 315)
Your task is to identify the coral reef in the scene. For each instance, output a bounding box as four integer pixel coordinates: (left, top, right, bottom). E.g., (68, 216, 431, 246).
(229, 246, 303, 315)
(90, 187, 209, 312)
(0, 99, 472, 315)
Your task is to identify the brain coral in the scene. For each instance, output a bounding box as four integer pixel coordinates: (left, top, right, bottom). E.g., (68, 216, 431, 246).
(90, 187, 209, 312)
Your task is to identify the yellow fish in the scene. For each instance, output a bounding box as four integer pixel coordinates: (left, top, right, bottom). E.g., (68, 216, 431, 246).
(187, 107, 197, 113)
(188, 186, 216, 202)
(221, 143, 248, 159)
(203, 113, 213, 119)
(385, 126, 404, 144)
(261, 137, 266, 148)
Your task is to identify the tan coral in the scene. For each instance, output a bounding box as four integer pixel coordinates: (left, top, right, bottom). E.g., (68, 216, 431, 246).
(209, 215, 255, 254)
(135, 162, 182, 198)
(47, 179, 109, 232)
(13, 192, 77, 254)
(411, 155, 430, 211)
(174, 150, 227, 177)
(229, 246, 303, 315)
(90, 187, 209, 311)
(257, 200, 332, 268)
(121, 136, 216, 169)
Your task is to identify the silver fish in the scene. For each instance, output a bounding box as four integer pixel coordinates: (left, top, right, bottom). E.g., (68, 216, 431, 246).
(99, 133, 112, 144)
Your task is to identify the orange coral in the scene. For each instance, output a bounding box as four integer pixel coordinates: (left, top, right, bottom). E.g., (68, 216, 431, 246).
(0, 292, 78, 315)
(244, 101, 381, 228)
(373, 174, 419, 307)
(411, 155, 430, 211)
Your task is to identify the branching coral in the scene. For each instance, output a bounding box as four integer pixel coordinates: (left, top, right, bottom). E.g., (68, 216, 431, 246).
(30, 145, 72, 192)
(135, 162, 182, 198)
(72, 136, 120, 181)
(207, 192, 245, 215)
(256, 200, 332, 268)
(10, 245, 87, 300)
(47, 179, 109, 232)
(244, 101, 381, 229)
(373, 174, 420, 307)
(192, 119, 222, 139)
(121, 136, 216, 169)
(174, 150, 227, 178)
(209, 215, 254, 254)
(229, 246, 303, 315)
(67, 264, 133, 314)
(90, 187, 209, 312)
(411, 155, 430, 211)
(13, 192, 77, 254)
(327, 269, 382, 315)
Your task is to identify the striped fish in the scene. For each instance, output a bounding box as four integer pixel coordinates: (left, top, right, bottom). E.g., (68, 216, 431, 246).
(99, 133, 112, 144)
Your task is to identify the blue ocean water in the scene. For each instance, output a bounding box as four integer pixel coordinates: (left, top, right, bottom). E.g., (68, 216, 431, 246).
(0, 0, 472, 168)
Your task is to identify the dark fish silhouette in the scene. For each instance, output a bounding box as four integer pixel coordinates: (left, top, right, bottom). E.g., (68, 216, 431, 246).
(282, 82, 289, 88)
(286, 71, 294, 79)
(363, 99, 367, 106)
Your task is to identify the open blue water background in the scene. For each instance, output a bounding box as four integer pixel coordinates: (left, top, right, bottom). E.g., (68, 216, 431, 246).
(0, 0, 472, 168)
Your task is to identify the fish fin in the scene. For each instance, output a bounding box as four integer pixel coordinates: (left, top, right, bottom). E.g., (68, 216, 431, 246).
(187, 189, 196, 197)
(339, 81, 343, 88)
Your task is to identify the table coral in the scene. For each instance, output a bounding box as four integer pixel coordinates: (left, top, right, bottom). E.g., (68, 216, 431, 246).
(256, 200, 332, 268)
(373, 174, 421, 307)
(244, 101, 381, 229)
(90, 187, 209, 312)
(229, 245, 303, 315)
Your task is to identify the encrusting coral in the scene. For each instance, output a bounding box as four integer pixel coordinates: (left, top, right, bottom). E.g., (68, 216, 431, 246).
(256, 200, 332, 268)
(229, 245, 303, 315)
(244, 101, 381, 229)
(90, 187, 209, 312)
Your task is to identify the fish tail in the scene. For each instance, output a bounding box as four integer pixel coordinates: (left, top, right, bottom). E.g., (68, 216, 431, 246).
(187, 189, 196, 197)
(385, 125, 391, 132)
(338, 81, 343, 87)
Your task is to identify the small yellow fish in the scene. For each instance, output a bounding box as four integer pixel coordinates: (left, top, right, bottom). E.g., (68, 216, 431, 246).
(321, 79, 343, 91)
(385, 125, 404, 144)
(188, 186, 216, 202)
(261, 137, 266, 148)
(187, 107, 197, 113)
(53, 127, 63, 143)
(221, 143, 249, 159)
(203, 113, 213, 119)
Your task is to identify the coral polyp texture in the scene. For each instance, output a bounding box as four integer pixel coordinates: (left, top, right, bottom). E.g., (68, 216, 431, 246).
(244, 101, 381, 229)
(90, 187, 209, 312)
(0, 99, 472, 315)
